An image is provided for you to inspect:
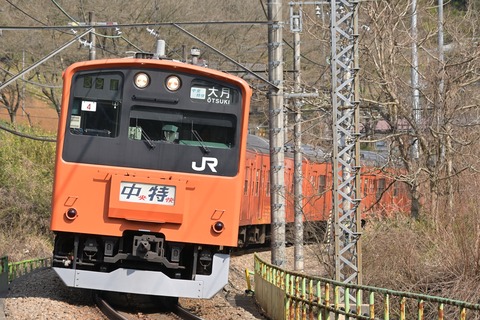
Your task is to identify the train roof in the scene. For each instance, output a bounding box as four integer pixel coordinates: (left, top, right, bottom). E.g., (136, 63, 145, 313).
(246, 134, 329, 162)
(247, 134, 270, 153)
(246, 134, 391, 167)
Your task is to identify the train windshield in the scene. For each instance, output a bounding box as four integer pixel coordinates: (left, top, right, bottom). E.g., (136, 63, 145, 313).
(129, 106, 236, 149)
(62, 67, 245, 176)
(69, 99, 121, 137)
(68, 72, 123, 138)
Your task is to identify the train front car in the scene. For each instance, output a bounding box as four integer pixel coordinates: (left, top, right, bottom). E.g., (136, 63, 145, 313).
(50, 58, 251, 299)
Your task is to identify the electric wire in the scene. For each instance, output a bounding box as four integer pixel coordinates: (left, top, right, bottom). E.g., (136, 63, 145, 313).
(0, 68, 61, 89)
(5, 0, 49, 27)
(5, 0, 76, 35)
(258, 0, 325, 68)
(48, 0, 146, 53)
(50, 0, 78, 23)
(0, 122, 56, 142)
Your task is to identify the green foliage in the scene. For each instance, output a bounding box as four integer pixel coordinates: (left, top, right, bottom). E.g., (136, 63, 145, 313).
(449, 0, 469, 11)
(0, 122, 56, 236)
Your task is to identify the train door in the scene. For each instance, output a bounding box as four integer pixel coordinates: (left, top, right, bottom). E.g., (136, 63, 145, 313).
(244, 153, 261, 226)
(257, 156, 267, 221)
(284, 158, 294, 223)
(241, 159, 253, 224)
(359, 171, 376, 216)
(302, 163, 311, 220)
(263, 162, 271, 221)
(305, 167, 318, 221)
(255, 165, 261, 220)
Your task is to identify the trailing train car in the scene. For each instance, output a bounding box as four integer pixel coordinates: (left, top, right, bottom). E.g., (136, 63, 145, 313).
(238, 136, 411, 246)
(50, 57, 252, 299)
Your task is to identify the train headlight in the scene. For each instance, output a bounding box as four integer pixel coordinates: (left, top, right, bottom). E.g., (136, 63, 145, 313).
(165, 75, 181, 91)
(134, 72, 150, 88)
(212, 221, 225, 234)
(65, 208, 78, 220)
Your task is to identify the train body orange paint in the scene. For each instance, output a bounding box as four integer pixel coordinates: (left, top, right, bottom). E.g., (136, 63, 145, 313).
(50, 58, 251, 299)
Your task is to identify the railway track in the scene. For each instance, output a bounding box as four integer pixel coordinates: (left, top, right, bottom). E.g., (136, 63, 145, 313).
(95, 293, 205, 320)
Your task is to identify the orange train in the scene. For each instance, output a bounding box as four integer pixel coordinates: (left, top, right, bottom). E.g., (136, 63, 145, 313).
(50, 56, 410, 301)
(50, 57, 252, 299)
(239, 136, 411, 246)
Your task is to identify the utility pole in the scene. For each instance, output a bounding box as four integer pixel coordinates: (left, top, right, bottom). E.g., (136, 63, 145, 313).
(292, 7, 304, 272)
(268, 0, 286, 268)
(438, 0, 444, 106)
(437, 0, 452, 213)
(88, 12, 96, 60)
(287, 3, 321, 272)
(411, 0, 420, 159)
(70, 14, 117, 60)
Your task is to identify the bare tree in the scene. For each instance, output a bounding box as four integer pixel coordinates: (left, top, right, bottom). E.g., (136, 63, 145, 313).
(0, 53, 30, 125)
(359, 0, 480, 224)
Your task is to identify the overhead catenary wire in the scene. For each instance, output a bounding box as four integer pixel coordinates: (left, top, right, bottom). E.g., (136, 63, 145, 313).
(0, 21, 270, 31)
(50, 0, 79, 23)
(5, 0, 146, 55)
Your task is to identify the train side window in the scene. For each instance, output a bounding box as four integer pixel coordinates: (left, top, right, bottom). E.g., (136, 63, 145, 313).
(393, 181, 399, 197)
(363, 178, 368, 196)
(244, 167, 250, 195)
(319, 175, 326, 194)
(377, 178, 385, 199)
(255, 170, 260, 196)
(288, 169, 294, 193)
(266, 171, 270, 196)
(69, 99, 121, 137)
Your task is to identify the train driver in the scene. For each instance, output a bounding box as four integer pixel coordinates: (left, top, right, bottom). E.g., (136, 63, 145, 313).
(162, 124, 179, 143)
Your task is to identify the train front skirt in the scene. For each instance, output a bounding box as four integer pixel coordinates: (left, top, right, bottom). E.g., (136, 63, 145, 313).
(53, 253, 230, 299)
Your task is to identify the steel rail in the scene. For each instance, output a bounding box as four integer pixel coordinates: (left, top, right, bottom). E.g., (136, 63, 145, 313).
(95, 292, 205, 320)
(94, 294, 130, 320)
(174, 304, 205, 320)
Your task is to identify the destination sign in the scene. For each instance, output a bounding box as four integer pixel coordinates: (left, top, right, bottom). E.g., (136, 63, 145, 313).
(190, 86, 232, 105)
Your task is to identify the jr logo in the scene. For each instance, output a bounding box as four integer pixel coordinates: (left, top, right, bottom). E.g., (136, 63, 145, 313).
(192, 157, 218, 173)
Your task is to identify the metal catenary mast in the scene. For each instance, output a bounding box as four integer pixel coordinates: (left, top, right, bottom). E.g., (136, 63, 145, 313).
(330, 0, 362, 302)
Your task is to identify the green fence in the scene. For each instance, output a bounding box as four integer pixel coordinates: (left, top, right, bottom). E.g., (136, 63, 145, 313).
(0, 256, 52, 284)
(254, 254, 480, 320)
(0, 256, 7, 294)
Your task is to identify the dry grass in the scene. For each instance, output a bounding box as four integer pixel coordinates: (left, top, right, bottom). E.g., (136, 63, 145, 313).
(0, 232, 52, 262)
(0, 123, 55, 262)
(362, 210, 480, 305)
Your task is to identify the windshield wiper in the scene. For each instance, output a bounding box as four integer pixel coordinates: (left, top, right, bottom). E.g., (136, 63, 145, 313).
(141, 130, 155, 149)
(191, 129, 210, 154)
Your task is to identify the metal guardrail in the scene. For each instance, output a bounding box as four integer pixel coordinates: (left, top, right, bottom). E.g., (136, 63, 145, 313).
(254, 253, 480, 320)
(1, 256, 52, 283)
(0, 256, 7, 294)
